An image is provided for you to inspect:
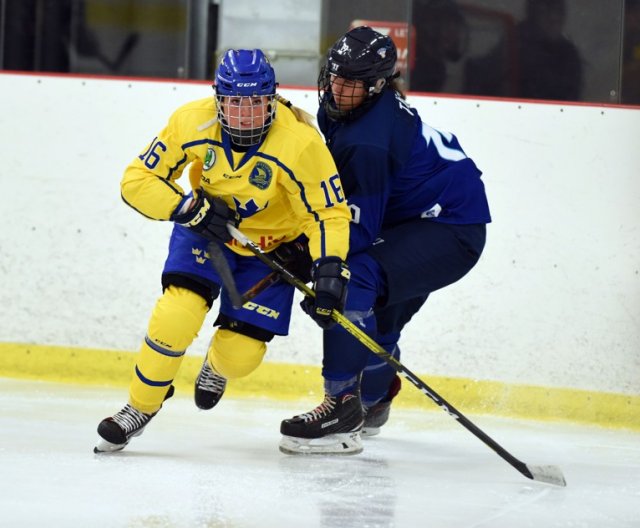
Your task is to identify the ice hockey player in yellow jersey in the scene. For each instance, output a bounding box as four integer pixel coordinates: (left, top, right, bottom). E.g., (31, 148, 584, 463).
(94, 49, 351, 453)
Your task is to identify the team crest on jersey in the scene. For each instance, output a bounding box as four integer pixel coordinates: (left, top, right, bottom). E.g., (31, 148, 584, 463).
(249, 162, 272, 190)
(232, 196, 269, 218)
(203, 148, 216, 171)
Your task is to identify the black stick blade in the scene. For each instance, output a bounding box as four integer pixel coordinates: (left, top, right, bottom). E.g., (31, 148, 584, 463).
(207, 242, 244, 309)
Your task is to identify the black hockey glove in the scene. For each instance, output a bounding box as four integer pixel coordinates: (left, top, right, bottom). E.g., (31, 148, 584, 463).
(301, 257, 350, 329)
(173, 190, 240, 243)
(273, 240, 313, 283)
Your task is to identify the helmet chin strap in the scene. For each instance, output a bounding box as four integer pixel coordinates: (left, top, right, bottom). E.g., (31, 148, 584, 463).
(371, 78, 386, 94)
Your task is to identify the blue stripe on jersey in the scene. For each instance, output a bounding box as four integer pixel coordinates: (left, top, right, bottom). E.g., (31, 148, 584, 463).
(319, 220, 326, 256)
(144, 335, 186, 357)
(134, 365, 173, 387)
(121, 174, 183, 220)
(182, 139, 223, 150)
(121, 193, 157, 220)
(166, 152, 188, 179)
(167, 139, 225, 179)
(156, 175, 184, 194)
(254, 152, 317, 217)
(254, 152, 327, 257)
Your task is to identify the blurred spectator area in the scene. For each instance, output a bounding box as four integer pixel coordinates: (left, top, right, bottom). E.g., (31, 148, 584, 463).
(0, 0, 215, 78)
(0, 0, 636, 104)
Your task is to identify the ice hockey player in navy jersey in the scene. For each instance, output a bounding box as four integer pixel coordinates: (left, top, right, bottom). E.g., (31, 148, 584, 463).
(280, 26, 491, 455)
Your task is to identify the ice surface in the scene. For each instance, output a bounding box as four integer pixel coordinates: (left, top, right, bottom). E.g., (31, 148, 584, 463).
(0, 378, 638, 528)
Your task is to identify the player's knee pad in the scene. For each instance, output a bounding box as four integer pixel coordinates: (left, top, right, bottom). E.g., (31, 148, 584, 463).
(131, 286, 208, 413)
(147, 285, 209, 352)
(208, 328, 266, 379)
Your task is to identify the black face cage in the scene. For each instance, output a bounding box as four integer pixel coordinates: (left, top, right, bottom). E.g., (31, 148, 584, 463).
(215, 93, 277, 147)
(317, 66, 332, 108)
(318, 65, 384, 122)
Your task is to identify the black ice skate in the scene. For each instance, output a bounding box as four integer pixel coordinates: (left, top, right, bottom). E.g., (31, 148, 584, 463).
(279, 392, 364, 455)
(362, 375, 401, 437)
(94, 385, 174, 453)
(194, 356, 227, 410)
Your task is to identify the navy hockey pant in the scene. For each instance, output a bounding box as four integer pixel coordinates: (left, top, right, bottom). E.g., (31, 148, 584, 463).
(322, 219, 486, 405)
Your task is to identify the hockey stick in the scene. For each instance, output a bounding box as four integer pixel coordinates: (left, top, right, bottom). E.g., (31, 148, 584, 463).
(227, 224, 566, 487)
(207, 242, 244, 309)
(241, 270, 281, 301)
(208, 241, 282, 309)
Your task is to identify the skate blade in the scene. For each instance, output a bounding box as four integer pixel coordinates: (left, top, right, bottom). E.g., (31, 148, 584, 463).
(93, 438, 128, 454)
(361, 426, 381, 437)
(279, 431, 363, 455)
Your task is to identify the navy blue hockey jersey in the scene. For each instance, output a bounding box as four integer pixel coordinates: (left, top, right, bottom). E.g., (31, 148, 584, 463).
(318, 88, 491, 254)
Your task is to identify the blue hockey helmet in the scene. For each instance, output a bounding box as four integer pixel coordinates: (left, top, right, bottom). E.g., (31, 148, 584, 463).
(214, 49, 277, 146)
(215, 49, 277, 96)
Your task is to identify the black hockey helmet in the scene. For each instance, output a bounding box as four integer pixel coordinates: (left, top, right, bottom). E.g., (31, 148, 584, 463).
(319, 26, 398, 120)
(326, 26, 397, 84)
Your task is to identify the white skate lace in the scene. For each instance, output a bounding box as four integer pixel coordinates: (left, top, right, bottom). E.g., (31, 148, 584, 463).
(112, 404, 151, 434)
(300, 395, 337, 422)
(197, 361, 227, 393)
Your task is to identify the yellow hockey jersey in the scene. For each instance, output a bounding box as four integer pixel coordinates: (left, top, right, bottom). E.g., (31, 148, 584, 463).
(121, 97, 350, 260)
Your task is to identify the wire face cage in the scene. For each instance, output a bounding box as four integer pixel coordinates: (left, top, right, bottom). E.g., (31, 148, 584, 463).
(215, 93, 277, 147)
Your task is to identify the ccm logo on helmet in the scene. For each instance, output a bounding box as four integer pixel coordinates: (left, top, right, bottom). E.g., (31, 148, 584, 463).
(236, 82, 258, 87)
